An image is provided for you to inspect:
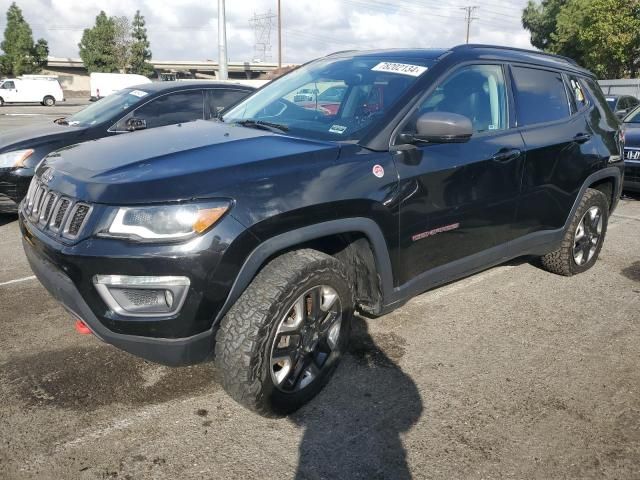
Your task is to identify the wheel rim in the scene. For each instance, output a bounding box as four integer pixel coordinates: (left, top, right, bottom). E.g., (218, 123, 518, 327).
(270, 285, 342, 392)
(573, 206, 603, 266)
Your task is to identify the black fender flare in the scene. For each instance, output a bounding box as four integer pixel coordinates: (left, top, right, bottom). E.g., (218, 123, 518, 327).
(214, 217, 394, 323)
(563, 166, 622, 232)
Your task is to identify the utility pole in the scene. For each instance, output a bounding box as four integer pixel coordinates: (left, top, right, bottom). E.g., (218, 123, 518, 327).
(461, 6, 478, 44)
(218, 0, 229, 80)
(277, 0, 282, 69)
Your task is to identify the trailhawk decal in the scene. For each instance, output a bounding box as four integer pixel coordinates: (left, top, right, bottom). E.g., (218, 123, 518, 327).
(371, 62, 428, 77)
(412, 223, 460, 242)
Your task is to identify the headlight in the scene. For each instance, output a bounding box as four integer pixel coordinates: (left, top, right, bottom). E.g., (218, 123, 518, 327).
(0, 149, 34, 168)
(102, 201, 230, 242)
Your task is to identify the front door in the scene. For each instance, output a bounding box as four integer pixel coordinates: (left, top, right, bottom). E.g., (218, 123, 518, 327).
(393, 64, 524, 285)
(0, 80, 18, 102)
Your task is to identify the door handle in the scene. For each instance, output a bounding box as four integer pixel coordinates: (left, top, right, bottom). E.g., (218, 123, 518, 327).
(491, 148, 521, 163)
(574, 133, 591, 144)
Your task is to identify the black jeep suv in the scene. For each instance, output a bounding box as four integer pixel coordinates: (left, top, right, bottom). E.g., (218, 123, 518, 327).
(20, 45, 624, 416)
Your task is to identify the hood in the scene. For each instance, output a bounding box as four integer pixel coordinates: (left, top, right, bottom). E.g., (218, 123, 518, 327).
(37, 120, 341, 204)
(624, 124, 640, 147)
(0, 122, 85, 152)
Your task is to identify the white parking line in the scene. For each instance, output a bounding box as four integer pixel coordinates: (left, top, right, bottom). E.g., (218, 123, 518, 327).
(0, 275, 36, 287)
(0, 113, 44, 117)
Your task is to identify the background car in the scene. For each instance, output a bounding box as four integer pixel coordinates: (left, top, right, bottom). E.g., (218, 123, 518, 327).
(0, 81, 254, 212)
(293, 88, 318, 103)
(622, 106, 640, 192)
(0, 77, 64, 106)
(606, 94, 640, 119)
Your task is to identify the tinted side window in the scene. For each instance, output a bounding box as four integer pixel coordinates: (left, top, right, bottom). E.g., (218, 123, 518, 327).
(407, 64, 508, 134)
(2, 81, 15, 89)
(205, 89, 249, 119)
(512, 67, 570, 126)
(133, 90, 204, 128)
(567, 76, 589, 112)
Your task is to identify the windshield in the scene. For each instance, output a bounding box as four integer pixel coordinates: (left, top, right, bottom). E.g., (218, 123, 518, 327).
(223, 57, 432, 141)
(66, 88, 150, 127)
(625, 105, 640, 123)
(606, 97, 617, 109)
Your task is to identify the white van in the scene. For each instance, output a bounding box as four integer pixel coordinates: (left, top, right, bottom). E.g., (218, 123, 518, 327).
(0, 78, 64, 106)
(90, 73, 152, 100)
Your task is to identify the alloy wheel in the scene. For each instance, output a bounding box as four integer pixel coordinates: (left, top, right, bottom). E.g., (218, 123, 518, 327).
(270, 285, 342, 392)
(573, 206, 603, 266)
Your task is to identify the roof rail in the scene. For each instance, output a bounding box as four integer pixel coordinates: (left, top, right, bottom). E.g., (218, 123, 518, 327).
(324, 50, 359, 57)
(452, 44, 579, 67)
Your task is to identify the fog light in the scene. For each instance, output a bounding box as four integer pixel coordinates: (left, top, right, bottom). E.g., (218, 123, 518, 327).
(93, 275, 190, 317)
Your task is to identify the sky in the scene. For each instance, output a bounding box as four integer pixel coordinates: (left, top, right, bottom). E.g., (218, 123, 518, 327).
(0, 0, 534, 64)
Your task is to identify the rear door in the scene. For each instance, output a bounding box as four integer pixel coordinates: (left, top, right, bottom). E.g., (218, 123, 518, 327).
(394, 63, 525, 284)
(511, 66, 597, 234)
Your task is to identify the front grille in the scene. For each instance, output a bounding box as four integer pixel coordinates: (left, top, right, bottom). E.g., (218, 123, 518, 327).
(51, 198, 71, 230)
(22, 177, 92, 240)
(626, 163, 640, 183)
(66, 204, 90, 237)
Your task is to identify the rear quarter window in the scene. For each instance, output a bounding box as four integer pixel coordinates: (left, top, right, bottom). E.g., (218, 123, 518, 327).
(511, 66, 570, 126)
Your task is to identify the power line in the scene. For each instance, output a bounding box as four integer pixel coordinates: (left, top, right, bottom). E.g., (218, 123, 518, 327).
(249, 10, 276, 62)
(461, 6, 479, 44)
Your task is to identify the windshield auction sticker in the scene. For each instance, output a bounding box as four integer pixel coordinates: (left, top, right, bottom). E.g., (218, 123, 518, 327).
(129, 90, 149, 98)
(371, 62, 428, 77)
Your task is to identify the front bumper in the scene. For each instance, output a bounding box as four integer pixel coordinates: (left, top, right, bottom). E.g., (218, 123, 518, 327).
(20, 210, 259, 366)
(22, 236, 213, 365)
(623, 161, 640, 192)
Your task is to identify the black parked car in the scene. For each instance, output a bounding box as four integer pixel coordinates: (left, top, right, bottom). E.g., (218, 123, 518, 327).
(0, 81, 255, 212)
(622, 105, 640, 192)
(20, 45, 623, 416)
(605, 94, 640, 119)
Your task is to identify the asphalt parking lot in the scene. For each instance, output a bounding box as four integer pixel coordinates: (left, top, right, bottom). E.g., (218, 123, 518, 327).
(1, 106, 639, 480)
(0, 99, 91, 130)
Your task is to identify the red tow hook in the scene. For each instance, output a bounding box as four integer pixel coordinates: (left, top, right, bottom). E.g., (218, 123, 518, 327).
(74, 319, 92, 335)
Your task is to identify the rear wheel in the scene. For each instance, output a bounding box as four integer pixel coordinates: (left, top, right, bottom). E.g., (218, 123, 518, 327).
(43, 96, 55, 106)
(214, 249, 353, 416)
(540, 188, 608, 276)
(0, 97, 4, 106)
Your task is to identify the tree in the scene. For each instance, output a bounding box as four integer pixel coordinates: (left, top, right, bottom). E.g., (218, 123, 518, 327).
(129, 10, 153, 76)
(556, 0, 640, 78)
(113, 16, 132, 73)
(522, 0, 568, 51)
(0, 2, 48, 76)
(522, 0, 640, 78)
(78, 11, 118, 73)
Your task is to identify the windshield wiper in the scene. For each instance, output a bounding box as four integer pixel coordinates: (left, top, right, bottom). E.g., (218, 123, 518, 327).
(234, 119, 289, 133)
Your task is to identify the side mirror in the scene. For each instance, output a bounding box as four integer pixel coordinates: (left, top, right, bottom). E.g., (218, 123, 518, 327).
(401, 112, 473, 144)
(126, 117, 147, 132)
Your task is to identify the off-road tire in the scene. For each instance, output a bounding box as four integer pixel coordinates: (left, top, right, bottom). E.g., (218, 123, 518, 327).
(43, 96, 55, 106)
(540, 188, 609, 276)
(214, 249, 353, 417)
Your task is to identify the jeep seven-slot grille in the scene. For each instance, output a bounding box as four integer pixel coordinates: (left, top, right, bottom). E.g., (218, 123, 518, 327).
(23, 178, 92, 239)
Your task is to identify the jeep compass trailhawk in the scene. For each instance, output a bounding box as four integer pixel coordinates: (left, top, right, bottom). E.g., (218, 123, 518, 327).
(20, 45, 624, 416)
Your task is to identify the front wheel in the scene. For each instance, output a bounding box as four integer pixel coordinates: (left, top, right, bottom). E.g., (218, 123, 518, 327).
(214, 249, 353, 416)
(43, 96, 55, 106)
(540, 188, 609, 276)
